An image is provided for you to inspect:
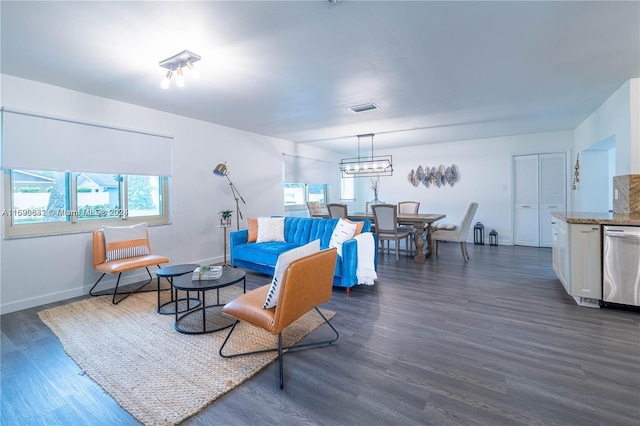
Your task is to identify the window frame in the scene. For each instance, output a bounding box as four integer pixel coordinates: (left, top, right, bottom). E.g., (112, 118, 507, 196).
(283, 182, 328, 211)
(3, 170, 171, 239)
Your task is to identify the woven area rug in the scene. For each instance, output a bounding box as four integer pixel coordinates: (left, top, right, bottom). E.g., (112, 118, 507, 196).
(38, 285, 335, 426)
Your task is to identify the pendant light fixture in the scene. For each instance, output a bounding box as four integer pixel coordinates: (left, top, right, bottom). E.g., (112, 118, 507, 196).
(339, 133, 393, 177)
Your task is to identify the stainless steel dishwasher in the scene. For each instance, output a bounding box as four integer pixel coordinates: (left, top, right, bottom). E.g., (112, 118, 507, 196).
(602, 225, 640, 307)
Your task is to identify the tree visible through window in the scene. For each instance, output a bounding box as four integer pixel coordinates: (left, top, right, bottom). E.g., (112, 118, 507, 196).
(4, 169, 169, 236)
(128, 175, 161, 217)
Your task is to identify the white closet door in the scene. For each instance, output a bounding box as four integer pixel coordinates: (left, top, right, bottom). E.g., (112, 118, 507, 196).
(539, 153, 567, 247)
(514, 155, 540, 246)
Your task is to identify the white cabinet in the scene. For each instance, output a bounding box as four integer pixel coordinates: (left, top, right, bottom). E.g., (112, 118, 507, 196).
(540, 154, 567, 247)
(570, 224, 601, 300)
(551, 219, 602, 306)
(552, 219, 570, 293)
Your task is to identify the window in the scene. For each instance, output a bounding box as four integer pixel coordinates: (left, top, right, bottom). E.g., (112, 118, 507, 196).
(341, 176, 355, 201)
(1, 109, 173, 238)
(284, 183, 327, 208)
(3, 169, 170, 238)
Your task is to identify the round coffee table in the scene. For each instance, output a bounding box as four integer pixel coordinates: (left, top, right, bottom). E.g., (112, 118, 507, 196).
(172, 267, 246, 334)
(155, 264, 201, 315)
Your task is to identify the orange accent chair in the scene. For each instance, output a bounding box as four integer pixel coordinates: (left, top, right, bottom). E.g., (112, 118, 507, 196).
(220, 248, 339, 389)
(90, 229, 169, 304)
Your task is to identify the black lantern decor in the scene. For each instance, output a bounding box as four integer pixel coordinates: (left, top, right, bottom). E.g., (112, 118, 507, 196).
(489, 229, 498, 246)
(474, 222, 485, 245)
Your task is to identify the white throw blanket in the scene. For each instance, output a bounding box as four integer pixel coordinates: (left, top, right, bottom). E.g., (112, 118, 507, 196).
(354, 232, 377, 285)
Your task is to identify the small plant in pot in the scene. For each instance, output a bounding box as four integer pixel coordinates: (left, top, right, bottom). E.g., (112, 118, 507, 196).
(219, 210, 233, 225)
(198, 265, 211, 280)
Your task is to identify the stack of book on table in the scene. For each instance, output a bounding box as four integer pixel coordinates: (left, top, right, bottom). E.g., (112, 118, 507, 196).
(192, 265, 223, 280)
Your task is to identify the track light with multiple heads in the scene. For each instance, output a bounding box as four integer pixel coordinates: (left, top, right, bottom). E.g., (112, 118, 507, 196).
(159, 50, 201, 89)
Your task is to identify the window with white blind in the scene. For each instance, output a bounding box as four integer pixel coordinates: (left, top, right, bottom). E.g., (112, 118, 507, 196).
(1, 109, 172, 238)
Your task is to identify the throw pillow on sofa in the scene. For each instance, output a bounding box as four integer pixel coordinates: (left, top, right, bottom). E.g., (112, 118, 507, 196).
(247, 218, 258, 242)
(349, 219, 365, 236)
(329, 218, 358, 256)
(263, 239, 320, 309)
(256, 217, 285, 243)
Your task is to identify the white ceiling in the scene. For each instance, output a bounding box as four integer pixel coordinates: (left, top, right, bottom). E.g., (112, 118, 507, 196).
(1, 1, 639, 155)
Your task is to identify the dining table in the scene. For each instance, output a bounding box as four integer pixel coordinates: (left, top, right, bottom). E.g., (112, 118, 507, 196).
(321, 211, 446, 262)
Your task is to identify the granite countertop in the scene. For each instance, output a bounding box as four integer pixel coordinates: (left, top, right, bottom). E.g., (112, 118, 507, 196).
(552, 211, 640, 226)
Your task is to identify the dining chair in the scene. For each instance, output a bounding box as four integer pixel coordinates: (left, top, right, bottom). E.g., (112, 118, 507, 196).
(431, 202, 478, 262)
(327, 203, 348, 219)
(398, 201, 420, 214)
(371, 204, 413, 261)
(397, 201, 420, 254)
(306, 201, 323, 217)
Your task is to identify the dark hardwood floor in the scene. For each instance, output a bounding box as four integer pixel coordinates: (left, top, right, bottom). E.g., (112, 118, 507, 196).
(2, 243, 639, 425)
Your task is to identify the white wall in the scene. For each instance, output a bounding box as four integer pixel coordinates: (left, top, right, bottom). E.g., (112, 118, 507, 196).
(353, 131, 573, 245)
(580, 150, 611, 212)
(573, 78, 640, 211)
(0, 75, 341, 314)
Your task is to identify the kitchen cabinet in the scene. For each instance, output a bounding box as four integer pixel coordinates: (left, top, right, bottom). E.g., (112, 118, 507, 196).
(551, 219, 569, 293)
(551, 219, 601, 306)
(569, 224, 601, 300)
(551, 212, 640, 308)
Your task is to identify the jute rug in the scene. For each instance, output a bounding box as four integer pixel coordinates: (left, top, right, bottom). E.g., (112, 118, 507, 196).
(38, 285, 335, 426)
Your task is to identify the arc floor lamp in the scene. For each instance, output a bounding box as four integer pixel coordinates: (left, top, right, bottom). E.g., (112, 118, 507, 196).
(213, 163, 246, 230)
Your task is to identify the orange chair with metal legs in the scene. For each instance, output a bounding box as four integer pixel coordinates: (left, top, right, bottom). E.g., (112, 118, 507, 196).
(90, 228, 170, 304)
(219, 248, 339, 389)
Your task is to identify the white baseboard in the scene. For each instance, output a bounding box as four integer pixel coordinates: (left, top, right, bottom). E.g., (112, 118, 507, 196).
(0, 255, 225, 315)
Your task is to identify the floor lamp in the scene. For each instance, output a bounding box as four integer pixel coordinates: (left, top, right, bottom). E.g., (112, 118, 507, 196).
(213, 163, 246, 230)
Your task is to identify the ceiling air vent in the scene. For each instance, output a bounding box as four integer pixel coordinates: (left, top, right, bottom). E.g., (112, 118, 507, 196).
(349, 103, 380, 113)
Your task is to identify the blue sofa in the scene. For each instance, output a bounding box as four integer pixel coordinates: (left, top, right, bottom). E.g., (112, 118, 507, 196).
(230, 217, 377, 295)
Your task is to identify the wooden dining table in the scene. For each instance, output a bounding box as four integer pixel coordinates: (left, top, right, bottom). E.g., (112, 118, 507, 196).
(320, 212, 446, 262)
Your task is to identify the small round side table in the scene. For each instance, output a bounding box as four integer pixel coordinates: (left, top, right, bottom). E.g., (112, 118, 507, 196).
(155, 264, 201, 315)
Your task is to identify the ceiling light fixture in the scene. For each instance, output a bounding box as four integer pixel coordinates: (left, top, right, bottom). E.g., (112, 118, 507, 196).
(175, 64, 185, 88)
(187, 59, 200, 79)
(160, 70, 172, 89)
(339, 133, 393, 178)
(159, 50, 201, 89)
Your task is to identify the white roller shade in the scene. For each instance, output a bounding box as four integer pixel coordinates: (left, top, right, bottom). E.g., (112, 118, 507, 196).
(1, 108, 173, 176)
(283, 153, 333, 184)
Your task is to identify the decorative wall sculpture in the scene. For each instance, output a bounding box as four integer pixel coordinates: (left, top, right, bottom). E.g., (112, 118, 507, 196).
(407, 164, 460, 188)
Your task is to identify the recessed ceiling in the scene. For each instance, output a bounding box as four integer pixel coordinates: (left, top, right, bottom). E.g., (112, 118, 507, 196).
(1, 1, 638, 155)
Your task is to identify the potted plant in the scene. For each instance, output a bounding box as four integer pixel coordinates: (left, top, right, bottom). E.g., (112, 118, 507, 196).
(219, 209, 233, 225)
(198, 264, 211, 280)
